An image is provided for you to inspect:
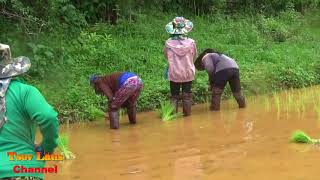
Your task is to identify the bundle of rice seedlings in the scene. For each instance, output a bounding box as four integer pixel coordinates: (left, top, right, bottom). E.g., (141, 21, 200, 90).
(157, 100, 182, 121)
(290, 130, 319, 144)
(57, 134, 76, 160)
(88, 105, 105, 120)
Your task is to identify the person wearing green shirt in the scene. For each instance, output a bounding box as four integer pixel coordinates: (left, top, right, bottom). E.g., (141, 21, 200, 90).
(0, 44, 59, 180)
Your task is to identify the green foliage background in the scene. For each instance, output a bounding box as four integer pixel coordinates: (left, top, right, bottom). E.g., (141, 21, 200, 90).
(0, 0, 320, 122)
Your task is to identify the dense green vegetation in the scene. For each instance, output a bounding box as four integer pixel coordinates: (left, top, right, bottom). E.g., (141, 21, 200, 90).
(1, 0, 319, 122)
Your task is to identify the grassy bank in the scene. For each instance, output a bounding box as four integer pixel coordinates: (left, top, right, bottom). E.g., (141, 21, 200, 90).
(2, 10, 320, 122)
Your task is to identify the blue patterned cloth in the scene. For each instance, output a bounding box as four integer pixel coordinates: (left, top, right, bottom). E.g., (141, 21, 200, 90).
(118, 72, 137, 87)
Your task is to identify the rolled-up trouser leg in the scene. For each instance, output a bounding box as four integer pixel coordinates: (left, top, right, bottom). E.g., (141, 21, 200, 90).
(108, 109, 119, 129)
(109, 76, 143, 127)
(127, 104, 137, 124)
(182, 93, 192, 116)
(170, 81, 181, 113)
(210, 87, 224, 111)
(227, 68, 245, 108)
(126, 82, 142, 125)
(170, 95, 180, 113)
(233, 91, 246, 108)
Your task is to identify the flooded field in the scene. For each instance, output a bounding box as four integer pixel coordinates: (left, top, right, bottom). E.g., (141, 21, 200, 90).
(46, 87, 320, 180)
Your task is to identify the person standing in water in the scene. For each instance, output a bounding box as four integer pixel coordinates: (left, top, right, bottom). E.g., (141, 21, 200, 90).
(0, 43, 59, 180)
(164, 17, 197, 116)
(195, 48, 246, 111)
(90, 72, 143, 129)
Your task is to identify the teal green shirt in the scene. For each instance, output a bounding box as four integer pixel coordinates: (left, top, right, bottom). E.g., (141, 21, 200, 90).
(0, 80, 59, 179)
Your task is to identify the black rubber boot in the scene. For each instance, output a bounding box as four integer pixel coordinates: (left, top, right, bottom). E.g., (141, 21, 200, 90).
(127, 105, 137, 124)
(170, 95, 180, 113)
(182, 93, 192, 116)
(233, 91, 246, 108)
(210, 87, 224, 111)
(108, 110, 119, 129)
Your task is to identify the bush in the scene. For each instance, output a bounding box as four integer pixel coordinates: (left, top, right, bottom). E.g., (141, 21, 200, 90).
(274, 65, 318, 88)
(2, 9, 320, 121)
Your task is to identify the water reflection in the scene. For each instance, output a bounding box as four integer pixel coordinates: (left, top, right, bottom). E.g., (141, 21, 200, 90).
(45, 86, 320, 180)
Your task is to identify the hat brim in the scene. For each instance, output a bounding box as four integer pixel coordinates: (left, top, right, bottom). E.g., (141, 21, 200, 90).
(165, 19, 193, 35)
(0, 56, 31, 79)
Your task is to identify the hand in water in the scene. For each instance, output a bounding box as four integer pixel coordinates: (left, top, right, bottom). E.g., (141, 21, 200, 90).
(34, 144, 45, 158)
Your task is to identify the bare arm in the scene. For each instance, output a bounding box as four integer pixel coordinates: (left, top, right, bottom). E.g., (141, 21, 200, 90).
(96, 81, 114, 100)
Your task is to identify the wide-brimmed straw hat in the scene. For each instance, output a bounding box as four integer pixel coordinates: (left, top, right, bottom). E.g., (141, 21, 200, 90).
(165, 17, 193, 35)
(0, 43, 31, 79)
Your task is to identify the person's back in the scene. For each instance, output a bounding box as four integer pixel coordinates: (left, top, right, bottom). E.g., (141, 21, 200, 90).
(165, 38, 196, 82)
(0, 80, 59, 179)
(215, 54, 238, 73)
(0, 43, 59, 180)
(90, 72, 143, 129)
(195, 48, 246, 111)
(203, 53, 239, 74)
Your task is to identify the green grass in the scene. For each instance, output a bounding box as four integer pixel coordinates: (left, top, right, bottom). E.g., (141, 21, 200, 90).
(3, 9, 320, 121)
(57, 134, 76, 160)
(157, 100, 182, 121)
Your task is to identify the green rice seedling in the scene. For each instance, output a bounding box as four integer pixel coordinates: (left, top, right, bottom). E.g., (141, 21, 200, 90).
(312, 89, 320, 109)
(88, 105, 105, 121)
(295, 91, 302, 114)
(315, 106, 320, 121)
(290, 130, 320, 144)
(314, 97, 320, 121)
(293, 95, 302, 119)
(313, 94, 319, 107)
(302, 87, 310, 102)
(157, 100, 182, 121)
(311, 91, 317, 106)
(296, 105, 301, 120)
(284, 92, 289, 118)
(263, 95, 270, 112)
(57, 134, 76, 160)
(119, 109, 126, 120)
(287, 92, 293, 111)
(285, 91, 294, 118)
(301, 106, 307, 119)
(314, 88, 320, 100)
(273, 92, 281, 114)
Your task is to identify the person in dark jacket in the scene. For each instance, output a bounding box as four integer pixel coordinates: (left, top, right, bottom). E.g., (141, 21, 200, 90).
(90, 72, 143, 129)
(195, 48, 246, 111)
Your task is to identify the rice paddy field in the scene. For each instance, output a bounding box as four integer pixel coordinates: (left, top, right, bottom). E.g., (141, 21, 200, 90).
(45, 86, 320, 180)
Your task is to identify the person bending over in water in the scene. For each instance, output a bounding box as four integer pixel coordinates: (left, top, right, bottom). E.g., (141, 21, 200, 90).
(90, 72, 143, 129)
(195, 48, 246, 111)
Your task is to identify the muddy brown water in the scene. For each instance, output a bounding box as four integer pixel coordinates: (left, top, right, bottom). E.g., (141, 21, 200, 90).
(45, 87, 320, 180)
